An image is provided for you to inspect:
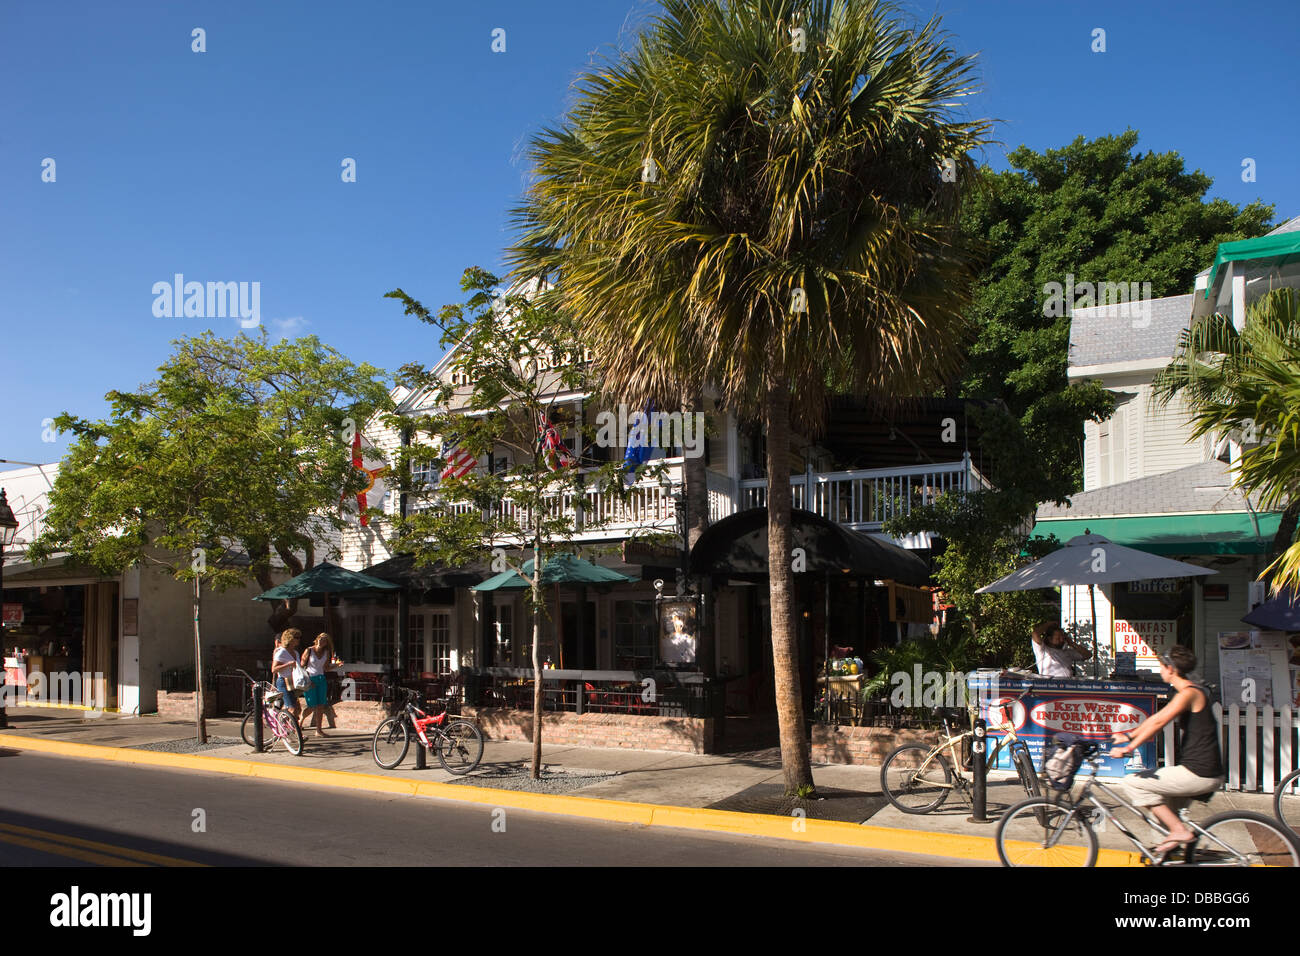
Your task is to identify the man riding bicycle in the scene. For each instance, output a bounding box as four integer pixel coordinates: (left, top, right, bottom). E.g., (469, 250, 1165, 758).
(1106, 645, 1224, 856)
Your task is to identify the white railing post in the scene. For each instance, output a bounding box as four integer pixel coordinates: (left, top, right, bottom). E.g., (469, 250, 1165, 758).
(1262, 703, 1275, 794)
(1283, 705, 1297, 791)
(1162, 722, 1176, 768)
(1244, 703, 1258, 793)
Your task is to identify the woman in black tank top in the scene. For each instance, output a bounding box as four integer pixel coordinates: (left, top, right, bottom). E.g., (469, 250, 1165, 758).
(1108, 645, 1225, 856)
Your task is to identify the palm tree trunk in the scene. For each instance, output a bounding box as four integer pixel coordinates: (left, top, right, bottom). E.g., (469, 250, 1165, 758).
(1268, 501, 1300, 572)
(764, 379, 814, 794)
(531, 533, 543, 779)
(682, 387, 709, 549)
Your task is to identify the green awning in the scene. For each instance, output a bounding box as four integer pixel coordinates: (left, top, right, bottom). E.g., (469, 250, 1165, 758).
(1204, 232, 1300, 299)
(472, 554, 636, 591)
(1031, 512, 1282, 556)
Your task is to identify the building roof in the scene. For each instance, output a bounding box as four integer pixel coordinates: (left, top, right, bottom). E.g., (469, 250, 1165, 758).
(1068, 294, 1194, 369)
(1035, 459, 1268, 520)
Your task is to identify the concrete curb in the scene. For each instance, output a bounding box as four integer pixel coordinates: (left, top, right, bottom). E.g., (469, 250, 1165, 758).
(0, 733, 1142, 866)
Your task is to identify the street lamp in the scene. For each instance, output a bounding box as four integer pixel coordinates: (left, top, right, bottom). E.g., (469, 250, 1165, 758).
(0, 489, 19, 730)
(657, 472, 689, 597)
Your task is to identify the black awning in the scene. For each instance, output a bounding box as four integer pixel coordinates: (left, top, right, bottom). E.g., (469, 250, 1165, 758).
(361, 553, 489, 590)
(688, 507, 929, 586)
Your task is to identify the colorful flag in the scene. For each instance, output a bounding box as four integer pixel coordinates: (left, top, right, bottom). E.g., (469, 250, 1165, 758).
(538, 412, 576, 471)
(351, 432, 388, 526)
(622, 403, 655, 486)
(440, 438, 477, 481)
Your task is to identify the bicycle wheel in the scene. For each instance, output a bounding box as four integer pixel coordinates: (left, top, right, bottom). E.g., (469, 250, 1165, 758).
(372, 717, 409, 769)
(436, 720, 484, 775)
(880, 744, 952, 814)
(1012, 745, 1042, 800)
(1275, 769, 1300, 836)
(1190, 811, 1300, 867)
(278, 712, 303, 756)
(997, 797, 1097, 867)
(240, 711, 273, 751)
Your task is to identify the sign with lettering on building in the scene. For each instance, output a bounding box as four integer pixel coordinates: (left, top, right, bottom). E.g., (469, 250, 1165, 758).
(1, 603, 22, 625)
(1112, 619, 1177, 667)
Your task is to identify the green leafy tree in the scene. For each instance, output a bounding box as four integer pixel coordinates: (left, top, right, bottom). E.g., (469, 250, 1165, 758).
(29, 332, 391, 739)
(385, 269, 648, 779)
(959, 130, 1272, 506)
(1153, 288, 1300, 590)
(509, 0, 990, 793)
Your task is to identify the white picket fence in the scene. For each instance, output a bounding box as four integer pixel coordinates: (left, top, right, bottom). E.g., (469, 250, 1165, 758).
(1160, 704, 1299, 793)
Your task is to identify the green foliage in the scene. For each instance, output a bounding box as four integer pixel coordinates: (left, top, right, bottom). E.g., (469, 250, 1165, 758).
(1153, 288, 1300, 590)
(885, 492, 1058, 666)
(960, 130, 1273, 505)
(29, 331, 391, 606)
(860, 623, 976, 702)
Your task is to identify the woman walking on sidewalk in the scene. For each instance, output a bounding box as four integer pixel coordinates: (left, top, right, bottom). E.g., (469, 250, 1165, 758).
(299, 633, 336, 737)
(271, 629, 303, 725)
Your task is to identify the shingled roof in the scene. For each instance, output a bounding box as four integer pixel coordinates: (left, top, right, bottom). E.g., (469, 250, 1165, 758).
(1068, 293, 1194, 369)
(1036, 459, 1266, 520)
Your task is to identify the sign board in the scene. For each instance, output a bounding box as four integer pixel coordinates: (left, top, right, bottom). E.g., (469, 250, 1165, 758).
(887, 581, 933, 624)
(1, 603, 22, 625)
(1217, 631, 1290, 708)
(1128, 578, 1183, 594)
(122, 599, 139, 637)
(1112, 619, 1176, 667)
(1203, 583, 1229, 602)
(656, 596, 698, 666)
(968, 676, 1162, 777)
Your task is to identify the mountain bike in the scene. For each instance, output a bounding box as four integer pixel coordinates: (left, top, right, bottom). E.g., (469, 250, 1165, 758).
(1275, 767, 1300, 836)
(880, 691, 1040, 814)
(236, 668, 303, 756)
(373, 688, 483, 774)
(997, 741, 1300, 867)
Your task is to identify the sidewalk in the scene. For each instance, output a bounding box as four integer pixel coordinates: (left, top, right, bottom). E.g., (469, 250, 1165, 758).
(0, 706, 1276, 863)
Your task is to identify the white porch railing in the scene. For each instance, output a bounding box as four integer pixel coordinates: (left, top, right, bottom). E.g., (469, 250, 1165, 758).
(422, 455, 988, 540)
(1158, 703, 1300, 794)
(730, 455, 988, 531)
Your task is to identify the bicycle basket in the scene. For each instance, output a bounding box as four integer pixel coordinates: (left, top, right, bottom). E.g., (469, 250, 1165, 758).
(1043, 734, 1090, 792)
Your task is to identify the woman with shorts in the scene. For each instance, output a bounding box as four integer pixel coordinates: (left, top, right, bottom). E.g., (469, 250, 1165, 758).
(299, 633, 335, 737)
(271, 629, 303, 725)
(1108, 644, 1224, 856)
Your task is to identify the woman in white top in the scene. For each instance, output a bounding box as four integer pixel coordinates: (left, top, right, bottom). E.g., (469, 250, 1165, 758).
(299, 633, 336, 737)
(1031, 622, 1091, 678)
(271, 629, 303, 723)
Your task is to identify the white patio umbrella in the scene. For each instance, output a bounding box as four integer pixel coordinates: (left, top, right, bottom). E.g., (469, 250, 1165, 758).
(976, 533, 1217, 677)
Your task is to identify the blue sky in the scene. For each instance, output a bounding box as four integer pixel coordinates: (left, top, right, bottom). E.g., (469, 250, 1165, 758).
(2, 0, 1297, 465)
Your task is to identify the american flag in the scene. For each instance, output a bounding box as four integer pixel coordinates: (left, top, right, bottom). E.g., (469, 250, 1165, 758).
(440, 438, 477, 480)
(538, 412, 576, 471)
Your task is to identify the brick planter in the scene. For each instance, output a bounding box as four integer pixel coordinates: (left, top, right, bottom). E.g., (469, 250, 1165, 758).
(463, 705, 716, 754)
(811, 724, 942, 766)
(155, 690, 217, 720)
(328, 700, 388, 732)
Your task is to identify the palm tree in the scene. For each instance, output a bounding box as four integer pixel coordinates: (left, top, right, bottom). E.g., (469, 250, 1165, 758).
(509, 0, 989, 792)
(1153, 287, 1300, 591)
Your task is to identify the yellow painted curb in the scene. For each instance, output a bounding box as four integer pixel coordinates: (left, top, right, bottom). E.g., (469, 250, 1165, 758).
(0, 733, 1145, 864)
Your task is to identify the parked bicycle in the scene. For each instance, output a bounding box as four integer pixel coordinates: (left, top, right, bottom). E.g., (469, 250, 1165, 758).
(1275, 767, 1300, 836)
(236, 668, 303, 756)
(880, 690, 1040, 814)
(373, 687, 484, 774)
(997, 740, 1300, 867)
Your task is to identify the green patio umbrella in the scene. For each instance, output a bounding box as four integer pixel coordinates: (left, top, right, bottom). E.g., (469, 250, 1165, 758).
(254, 561, 399, 643)
(473, 554, 634, 667)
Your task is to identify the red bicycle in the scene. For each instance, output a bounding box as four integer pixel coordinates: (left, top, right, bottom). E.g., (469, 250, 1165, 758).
(372, 688, 483, 774)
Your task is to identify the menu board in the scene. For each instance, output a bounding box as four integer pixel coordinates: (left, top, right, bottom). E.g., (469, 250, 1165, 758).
(1218, 631, 1291, 708)
(1112, 619, 1177, 669)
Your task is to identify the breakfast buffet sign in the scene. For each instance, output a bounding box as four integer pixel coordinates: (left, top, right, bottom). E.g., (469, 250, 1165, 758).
(1112, 619, 1177, 668)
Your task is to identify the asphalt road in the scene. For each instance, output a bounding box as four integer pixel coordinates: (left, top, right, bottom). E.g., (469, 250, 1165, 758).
(0, 749, 980, 867)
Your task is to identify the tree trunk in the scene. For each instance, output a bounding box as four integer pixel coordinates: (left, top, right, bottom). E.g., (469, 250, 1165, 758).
(193, 577, 207, 744)
(1267, 501, 1300, 578)
(255, 562, 298, 633)
(764, 379, 814, 794)
(531, 533, 543, 779)
(682, 387, 710, 550)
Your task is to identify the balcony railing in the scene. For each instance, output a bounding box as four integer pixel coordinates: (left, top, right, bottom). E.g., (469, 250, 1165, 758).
(413, 455, 987, 541)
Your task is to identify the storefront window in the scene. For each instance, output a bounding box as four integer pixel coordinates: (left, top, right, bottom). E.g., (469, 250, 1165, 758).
(1111, 577, 1195, 672)
(373, 614, 395, 669)
(431, 612, 451, 674)
(408, 614, 425, 677)
(614, 600, 656, 670)
(349, 617, 365, 663)
(496, 603, 513, 664)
